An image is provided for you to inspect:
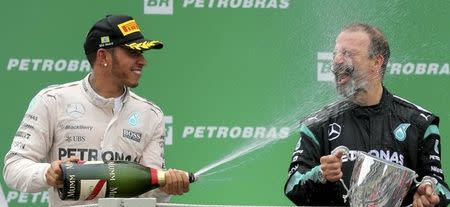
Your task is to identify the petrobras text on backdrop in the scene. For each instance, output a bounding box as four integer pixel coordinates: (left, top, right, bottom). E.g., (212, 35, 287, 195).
(6, 58, 90, 72)
(316, 52, 450, 82)
(164, 116, 290, 143)
(144, 0, 290, 15)
(3, 190, 48, 205)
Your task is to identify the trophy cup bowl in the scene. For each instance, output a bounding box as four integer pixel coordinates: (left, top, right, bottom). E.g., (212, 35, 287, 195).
(347, 151, 417, 207)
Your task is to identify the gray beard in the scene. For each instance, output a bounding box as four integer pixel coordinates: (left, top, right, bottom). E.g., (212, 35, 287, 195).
(336, 76, 368, 99)
(337, 77, 356, 98)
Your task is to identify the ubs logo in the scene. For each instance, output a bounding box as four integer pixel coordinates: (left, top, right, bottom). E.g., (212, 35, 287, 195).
(65, 134, 86, 142)
(328, 123, 341, 141)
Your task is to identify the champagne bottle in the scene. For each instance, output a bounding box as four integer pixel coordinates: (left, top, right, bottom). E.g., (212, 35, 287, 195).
(58, 160, 196, 200)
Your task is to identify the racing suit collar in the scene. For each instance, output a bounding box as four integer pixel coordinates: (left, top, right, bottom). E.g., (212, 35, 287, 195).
(352, 86, 392, 118)
(81, 74, 130, 108)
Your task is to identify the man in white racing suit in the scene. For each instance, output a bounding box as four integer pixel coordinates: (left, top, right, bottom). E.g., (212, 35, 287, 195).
(3, 15, 190, 207)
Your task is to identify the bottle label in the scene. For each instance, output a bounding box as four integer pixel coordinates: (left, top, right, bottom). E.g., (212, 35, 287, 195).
(79, 179, 107, 200)
(78, 160, 104, 165)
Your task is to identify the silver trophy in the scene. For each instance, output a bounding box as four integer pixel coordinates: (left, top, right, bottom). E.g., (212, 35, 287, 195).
(331, 146, 437, 207)
(346, 151, 416, 207)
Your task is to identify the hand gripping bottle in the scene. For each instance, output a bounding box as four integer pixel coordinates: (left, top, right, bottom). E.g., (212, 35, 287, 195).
(58, 160, 196, 200)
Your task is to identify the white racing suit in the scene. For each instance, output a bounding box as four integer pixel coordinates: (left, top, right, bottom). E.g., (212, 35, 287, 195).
(3, 74, 169, 206)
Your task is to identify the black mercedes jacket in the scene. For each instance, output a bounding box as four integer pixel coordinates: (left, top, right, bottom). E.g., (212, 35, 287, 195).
(285, 87, 450, 206)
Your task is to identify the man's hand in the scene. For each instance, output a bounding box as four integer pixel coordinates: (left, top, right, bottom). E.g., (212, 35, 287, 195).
(319, 151, 344, 182)
(413, 183, 440, 207)
(45, 156, 80, 188)
(161, 169, 190, 195)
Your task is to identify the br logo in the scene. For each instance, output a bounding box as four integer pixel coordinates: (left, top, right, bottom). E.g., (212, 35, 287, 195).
(144, 0, 173, 15)
(317, 52, 334, 82)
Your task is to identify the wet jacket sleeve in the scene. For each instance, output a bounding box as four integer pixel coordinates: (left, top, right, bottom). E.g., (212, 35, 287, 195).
(3, 93, 54, 192)
(417, 116, 450, 206)
(284, 124, 345, 206)
(139, 109, 170, 202)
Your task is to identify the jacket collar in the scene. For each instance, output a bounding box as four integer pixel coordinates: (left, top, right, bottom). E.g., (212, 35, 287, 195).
(352, 86, 392, 118)
(81, 73, 129, 108)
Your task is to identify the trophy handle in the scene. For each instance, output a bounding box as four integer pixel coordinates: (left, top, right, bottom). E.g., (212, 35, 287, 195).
(340, 179, 351, 203)
(330, 146, 351, 203)
(331, 145, 350, 156)
(404, 175, 438, 207)
(414, 175, 437, 189)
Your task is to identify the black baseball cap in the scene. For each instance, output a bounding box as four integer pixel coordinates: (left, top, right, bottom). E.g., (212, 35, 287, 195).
(83, 15, 163, 55)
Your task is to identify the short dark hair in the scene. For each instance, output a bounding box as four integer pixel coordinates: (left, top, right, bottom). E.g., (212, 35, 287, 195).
(86, 53, 97, 66)
(85, 48, 115, 67)
(342, 23, 390, 77)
